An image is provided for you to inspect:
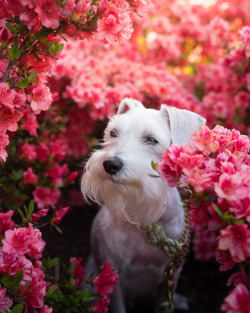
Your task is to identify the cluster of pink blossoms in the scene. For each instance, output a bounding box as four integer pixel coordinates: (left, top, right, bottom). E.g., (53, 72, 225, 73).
(93, 262, 119, 313)
(157, 124, 250, 312)
(0, 211, 49, 312)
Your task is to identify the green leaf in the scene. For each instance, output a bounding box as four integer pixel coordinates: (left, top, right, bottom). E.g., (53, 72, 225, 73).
(12, 270, 23, 289)
(24, 280, 31, 289)
(18, 209, 25, 221)
(151, 160, 158, 171)
(68, 276, 75, 289)
(11, 303, 23, 313)
(68, 261, 76, 274)
(5, 23, 15, 33)
(16, 78, 29, 89)
(28, 200, 34, 217)
(50, 257, 60, 267)
(56, 43, 64, 53)
(1, 277, 11, 288)
(48, 40, 58, 47)
(81, 288, 98, 302)
(28, 71, 37, 82)
(212, 203, 223, 217)
(46, 284, 57, 297)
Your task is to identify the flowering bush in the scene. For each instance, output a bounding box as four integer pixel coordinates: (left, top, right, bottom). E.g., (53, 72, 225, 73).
(0, 0, 250, 312)
(157, 124, 250, 312)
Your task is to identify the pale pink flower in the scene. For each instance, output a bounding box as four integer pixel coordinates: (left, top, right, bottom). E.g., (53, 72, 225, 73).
(23, 167, 38, 184)
(35, 0, 61, 29)
(33, 186, 60, 209)
(28, 84, 52, 114)
(40, 305, 53, 313)
(0, 210, 16, 235)
(0, 82, 16, 111)
(0, 133, 9, 162)
(2, 227, 30, 255)
(221, 284, 250, 313)
(218, 224, 250, 262)
(27, 224, 45, 259)
(52, 207, 69, 225)
(0, 286, 12, 313)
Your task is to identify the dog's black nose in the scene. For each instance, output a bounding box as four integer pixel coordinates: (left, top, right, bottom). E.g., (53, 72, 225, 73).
(103, 158, 123, 175)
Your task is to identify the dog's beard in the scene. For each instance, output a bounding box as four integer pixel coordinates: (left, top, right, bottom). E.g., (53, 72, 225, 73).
(81, 156, 167, 226)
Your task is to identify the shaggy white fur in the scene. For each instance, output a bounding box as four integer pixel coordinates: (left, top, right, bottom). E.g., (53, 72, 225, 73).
(81, 98, 205, 313)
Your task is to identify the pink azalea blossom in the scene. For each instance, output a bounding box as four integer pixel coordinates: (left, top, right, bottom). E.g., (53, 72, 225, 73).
(94, 296, 110, 313)
(70, 257, 85, 286)
(0, 133, 9, 162)
(27, 224, 45, 259)
(36, 142, 50, 162)
(32, 209, 49, 223)
(21, 109, 39, 137)
(40, 305, 53, 313)
(46, 163, 69, 185)
(2, 227, 30, 255)
(19, 142, 37, 162)
(35, 0, 61, 29)
(93, 261, 118, 297)
(28, 84, 52, 114)
(218, 224, 250, 262)
(221, 284, 250, 313)
(0, 82, 16, 111)
(33, 186, 60, 209)
(0, 286, 12, 313)
(227, 270, 250, 287)
(0, 210, 16, 235)
(52, 207, 69, 225)
(23, 167, 38, 184)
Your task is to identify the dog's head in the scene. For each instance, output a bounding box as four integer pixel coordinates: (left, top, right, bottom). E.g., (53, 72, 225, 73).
(81, 98, 205, 226)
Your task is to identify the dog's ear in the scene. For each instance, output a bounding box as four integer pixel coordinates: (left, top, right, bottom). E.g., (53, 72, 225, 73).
(117, 98, 144, 114)
(160, 105, 206, 145)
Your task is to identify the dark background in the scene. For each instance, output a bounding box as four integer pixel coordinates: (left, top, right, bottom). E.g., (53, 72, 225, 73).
(44, 203, 230, 313)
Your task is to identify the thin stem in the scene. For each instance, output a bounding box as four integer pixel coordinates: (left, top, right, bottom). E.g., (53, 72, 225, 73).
(2, 60, 14, 83)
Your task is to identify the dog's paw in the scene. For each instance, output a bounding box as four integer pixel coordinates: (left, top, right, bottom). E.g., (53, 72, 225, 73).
(173, 293, 189, 311)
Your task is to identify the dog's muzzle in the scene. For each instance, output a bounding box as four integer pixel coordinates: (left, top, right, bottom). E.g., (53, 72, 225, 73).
(103, 157, 123, 175)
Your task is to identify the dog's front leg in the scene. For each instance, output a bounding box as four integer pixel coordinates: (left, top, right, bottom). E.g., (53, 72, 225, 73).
(109, 280, 126, 313)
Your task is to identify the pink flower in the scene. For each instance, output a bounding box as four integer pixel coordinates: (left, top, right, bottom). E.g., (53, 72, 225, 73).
(215, 172, 249, 203)
(0, 286, 12, 313)
(0, 248, 32, 276)
(19, 142, 37, 162)
(50, 139, 66, 161)
(94, 296, 110, 313)
(21, 109, 39, 137)
(33, 186, 60, 209)
(52, 207, 69, 225)
(35, 0, 61, 29)
(70, 257, 85, 286)
(27, 224, 45, 259)
(32, 209, 49, 223)
(218, 224, 250, 262)
(40, 305, 53, 313)
(2, 227, 30, 255)
(23, 167, 38, 184)
(227, 270, 250, 287)
(192, 229, 217, 261)
(221, 284, 250, 313)
(46, 163, 69, 185)
(93, 262, 118, 297)
(36, 142, 50, 162)
(0, 82, 16, 111)
(66, 171, 79, 183)
(0, 133, 9, 162)
(0, 211, 16, 235)
(28, 84, 52, 114)
(217, 250, 236, 272)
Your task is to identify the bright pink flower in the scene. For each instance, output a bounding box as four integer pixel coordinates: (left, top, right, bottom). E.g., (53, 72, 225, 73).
(217, 250, 236, 272)
(46, 163, 69, 185)
(94, 296, 110, 313)
(221, 284, 250, 313)
(19, 142, 37, 162)
(0, 133, 9, 162)
(52, 207, 69, 225)
(93, 261, 118, 297)
(35, 0, 61, 29)
(32, 209, 49, 223)
(40, 305, 53, 313)
(0, 210, 16, 235)
(2, 227, 30, 255)
(0, 286, 12, 313)
(33, 186, 60, 209)
(23, 167, 38, 184)
(66, 171, 79, 183)
(218, 224, 250, 262)
(70, 257, 85, 286)
(36, 142, 50, 162)
(215, 172, 249, 203)
(27, 224, 45, 259)
(0, 82, 16, 111)
(50, 139, 66, 161)
(21, 109, 39, 137)
(28, 84, 52, 114)
(227, 270, 250, 287)
(0, 107, 23, 132)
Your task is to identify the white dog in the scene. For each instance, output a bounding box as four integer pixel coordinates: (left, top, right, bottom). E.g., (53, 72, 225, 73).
(81, 98, 205, 313)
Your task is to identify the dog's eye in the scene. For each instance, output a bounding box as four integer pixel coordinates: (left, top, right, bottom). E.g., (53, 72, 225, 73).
(110, 130, 118, 138)
(146, 136, 159, 144)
